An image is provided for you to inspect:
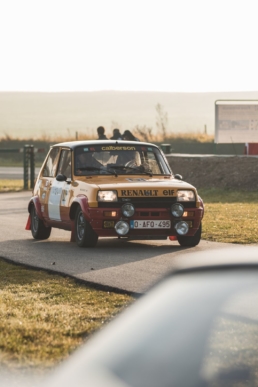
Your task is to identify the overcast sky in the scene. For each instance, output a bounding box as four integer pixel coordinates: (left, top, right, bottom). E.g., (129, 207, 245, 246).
(0, 0, 257, 93)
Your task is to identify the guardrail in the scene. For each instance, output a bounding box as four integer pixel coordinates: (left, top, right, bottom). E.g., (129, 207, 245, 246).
(0, 145, 45, 189)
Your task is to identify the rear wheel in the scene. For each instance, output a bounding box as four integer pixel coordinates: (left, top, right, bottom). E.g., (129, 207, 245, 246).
(75, 207, 98, 247)
(30, 205, 52, 240)
(177, 222, 202, 247)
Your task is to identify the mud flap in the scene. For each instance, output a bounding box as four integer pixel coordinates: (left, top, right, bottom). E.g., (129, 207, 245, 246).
(25, 214, 31, 230)
(70, 220, 76, 242)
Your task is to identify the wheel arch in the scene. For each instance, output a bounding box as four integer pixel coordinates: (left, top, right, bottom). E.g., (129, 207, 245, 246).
(28, 196, 44, 220)
(70, 195, 90, 221)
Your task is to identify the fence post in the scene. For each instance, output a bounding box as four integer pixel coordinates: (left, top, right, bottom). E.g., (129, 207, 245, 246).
(30, 146, 35, 188)
(23, 145, 34, 190)
(23, 145, 29, 190)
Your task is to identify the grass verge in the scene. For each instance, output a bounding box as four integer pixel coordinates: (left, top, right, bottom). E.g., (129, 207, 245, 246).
(199, 188, 258, 244)
(0, 180, 23, 192)
(0, 259, 133, 370)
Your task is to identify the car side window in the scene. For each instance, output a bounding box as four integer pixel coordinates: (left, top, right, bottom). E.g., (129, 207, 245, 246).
(57, 149, 71, 178)
(42, 147, 60, 177)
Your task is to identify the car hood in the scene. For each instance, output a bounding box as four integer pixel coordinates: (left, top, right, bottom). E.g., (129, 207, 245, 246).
(94, 176, 196, 191)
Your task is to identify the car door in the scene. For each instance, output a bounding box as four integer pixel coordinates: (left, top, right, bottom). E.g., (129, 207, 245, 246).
(56, 149, 72, 222)
(38, 147, 60, 220)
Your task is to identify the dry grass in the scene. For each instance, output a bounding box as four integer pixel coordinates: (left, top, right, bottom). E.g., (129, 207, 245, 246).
(0, 131, 214, 144)
(0, 259, 133, 370)
(199, 189, 258, 244)
(0, 180, 24, 192)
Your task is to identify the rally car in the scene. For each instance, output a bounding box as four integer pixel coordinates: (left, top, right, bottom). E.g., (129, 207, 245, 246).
(25, 140, 204, 248)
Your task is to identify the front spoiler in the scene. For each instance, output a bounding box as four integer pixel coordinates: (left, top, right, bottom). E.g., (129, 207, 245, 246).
(87, 206, 203, 238)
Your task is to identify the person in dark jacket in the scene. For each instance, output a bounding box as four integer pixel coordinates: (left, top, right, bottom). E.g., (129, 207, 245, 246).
(122, 130, 139, 141)
(110, 128, 122, 140)
(97, 126, 107, 140)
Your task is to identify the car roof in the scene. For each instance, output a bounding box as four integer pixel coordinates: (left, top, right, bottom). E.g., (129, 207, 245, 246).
(165, 245, 258, 277)
(52, 140, 159, 150)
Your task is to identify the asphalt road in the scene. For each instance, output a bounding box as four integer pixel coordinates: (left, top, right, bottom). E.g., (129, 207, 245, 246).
(0, 191, 235, 294)
(0, 166, 40, 179)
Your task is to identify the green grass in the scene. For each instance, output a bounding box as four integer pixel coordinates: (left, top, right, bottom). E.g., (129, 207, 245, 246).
(0, 259, 133, 370)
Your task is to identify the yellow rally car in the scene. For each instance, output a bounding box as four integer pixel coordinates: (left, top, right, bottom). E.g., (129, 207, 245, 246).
(25, 140, 204, 248)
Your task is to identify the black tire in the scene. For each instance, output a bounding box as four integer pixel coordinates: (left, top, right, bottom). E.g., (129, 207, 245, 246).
(30, 205, 52, 240)
(75, 207, 98, 248)
(177, 222, 202, 247)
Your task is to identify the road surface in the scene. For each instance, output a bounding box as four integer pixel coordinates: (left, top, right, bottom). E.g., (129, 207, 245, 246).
(0, 167, 40, 180)
(0, 191, 234, 294)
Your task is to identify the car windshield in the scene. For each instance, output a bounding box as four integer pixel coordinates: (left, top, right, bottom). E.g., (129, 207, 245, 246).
(74, 144, 171, 176)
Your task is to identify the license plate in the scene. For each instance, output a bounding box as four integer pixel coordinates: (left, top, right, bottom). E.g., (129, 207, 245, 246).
(130, 220, 171, 229)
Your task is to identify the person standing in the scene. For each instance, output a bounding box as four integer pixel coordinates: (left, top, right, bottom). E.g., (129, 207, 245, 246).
(110, 128, 122, 140)
(122, 130, 139, 141)
(97, 126, 107, 140)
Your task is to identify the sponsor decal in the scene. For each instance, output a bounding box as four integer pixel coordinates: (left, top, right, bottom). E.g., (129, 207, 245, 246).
(83, 148, 89, 151)
(51, 186, 63, 195)
(102, 146, 136, 151)
(36, 179, 42, 189)
(120, 189, 175, 197)
(42, 192, 46, 200)
(41, 205, 44, 213)
(61, 189, 69, 202)
(121, 189, 158, 196)
(163, 189, 175, 196)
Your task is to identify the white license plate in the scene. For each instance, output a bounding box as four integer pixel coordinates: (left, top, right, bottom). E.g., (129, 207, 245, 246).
(130, 220, 171, 229)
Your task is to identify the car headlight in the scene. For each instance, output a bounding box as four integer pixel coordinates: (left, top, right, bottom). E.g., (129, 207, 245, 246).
(177, 190, 195, 202)
(171, 203, 184, 217)
(97, 190, 118, 202)
(121, 203, 135, 217)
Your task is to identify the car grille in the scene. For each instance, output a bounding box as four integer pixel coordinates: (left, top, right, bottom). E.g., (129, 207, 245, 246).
(98, 197, 196, 208)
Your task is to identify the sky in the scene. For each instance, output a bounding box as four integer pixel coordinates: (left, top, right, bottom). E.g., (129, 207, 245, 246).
(0, 0, 258, 93)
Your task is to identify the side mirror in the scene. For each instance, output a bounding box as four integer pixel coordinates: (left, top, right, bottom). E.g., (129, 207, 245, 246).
(174, 174, 183, 180)
(56, 174, 67, 182)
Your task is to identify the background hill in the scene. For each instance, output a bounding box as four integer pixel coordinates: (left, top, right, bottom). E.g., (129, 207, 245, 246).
(1, 91, 258, 139)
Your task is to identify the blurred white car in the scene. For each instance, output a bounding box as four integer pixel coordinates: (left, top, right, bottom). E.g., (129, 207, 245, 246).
(41, 246, 258, 387)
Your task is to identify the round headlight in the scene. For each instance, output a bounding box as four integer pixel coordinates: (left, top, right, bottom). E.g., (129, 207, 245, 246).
(174, 221, 189, 235)
(115, 221, 130, 236)
(171, 203, 184, 217)
(121, 203, 135, 217)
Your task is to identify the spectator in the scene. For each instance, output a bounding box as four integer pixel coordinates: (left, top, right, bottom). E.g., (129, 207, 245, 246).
(97, 126, 107, 140)
(122, 130, 139, 141)
(110, 128, 122, 140)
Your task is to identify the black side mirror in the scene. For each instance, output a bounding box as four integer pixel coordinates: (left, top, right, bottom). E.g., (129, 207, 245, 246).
(174, 174, 183, 180)
(56, 174, 67, 182)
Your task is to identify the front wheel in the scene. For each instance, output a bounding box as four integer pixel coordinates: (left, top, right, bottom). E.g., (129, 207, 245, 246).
(30, 205, 52, 240)
(75, 207, 98, 247)
(177, 222, 202, 247)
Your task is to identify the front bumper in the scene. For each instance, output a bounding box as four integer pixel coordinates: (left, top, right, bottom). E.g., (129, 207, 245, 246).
(87, 204, 203, 238)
